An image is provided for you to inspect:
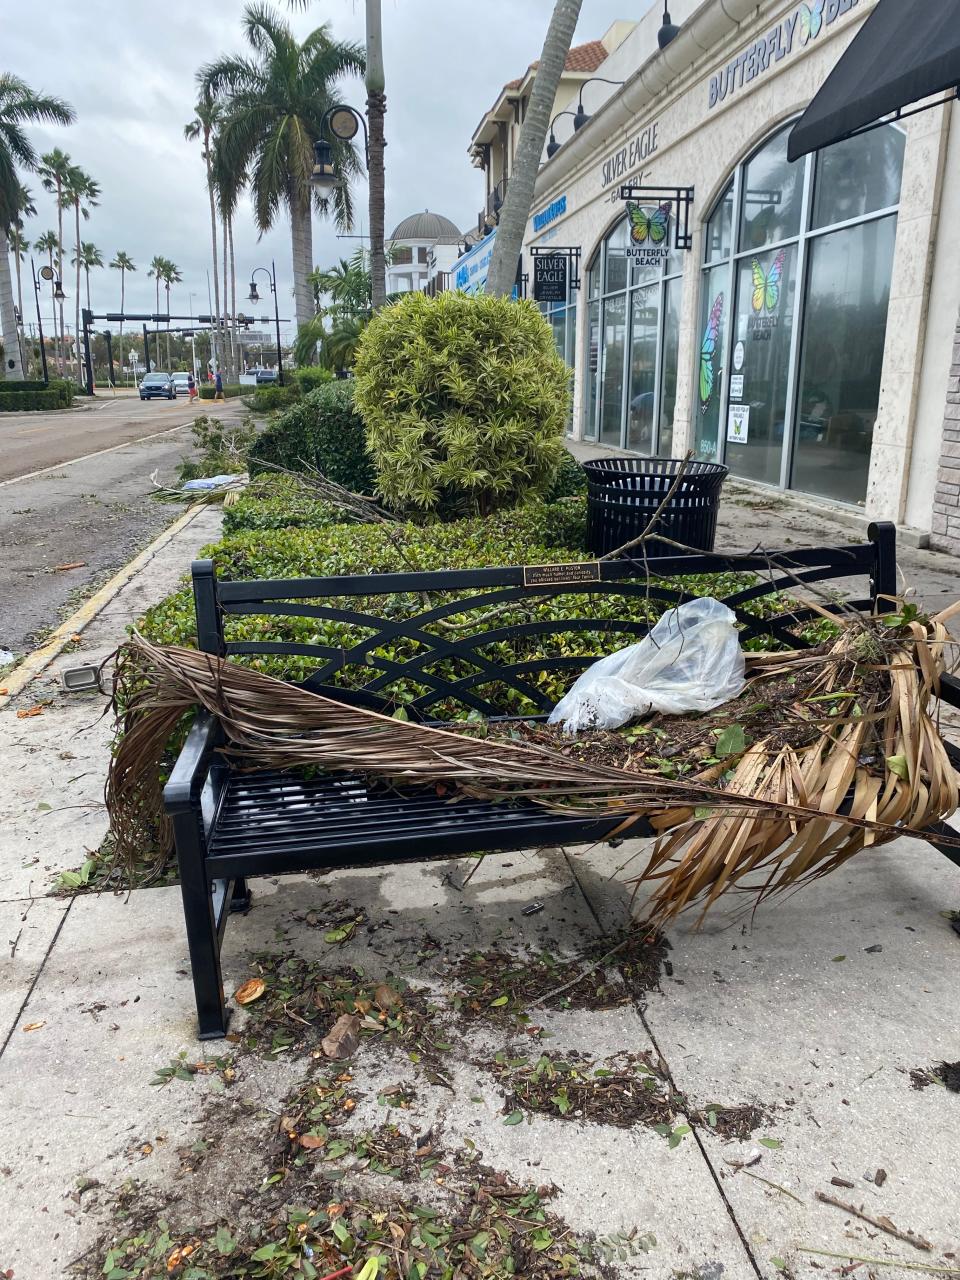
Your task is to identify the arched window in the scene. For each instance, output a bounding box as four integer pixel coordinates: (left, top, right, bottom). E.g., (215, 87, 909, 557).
(696, 121, 905, 505)
(583, 212, 683, 454)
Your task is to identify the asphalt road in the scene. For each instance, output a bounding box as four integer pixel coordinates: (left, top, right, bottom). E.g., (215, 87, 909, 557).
(0, 394, 242, 660)
(0, 390, 221, 483)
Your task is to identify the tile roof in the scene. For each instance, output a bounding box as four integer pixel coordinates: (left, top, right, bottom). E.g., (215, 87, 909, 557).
(506, 39, 609, 96)
(563, 40, 609, 72)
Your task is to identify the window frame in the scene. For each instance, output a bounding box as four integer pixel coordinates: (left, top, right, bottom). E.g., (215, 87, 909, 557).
(699, 120, 903, 496)
(582, 213, 684, 451)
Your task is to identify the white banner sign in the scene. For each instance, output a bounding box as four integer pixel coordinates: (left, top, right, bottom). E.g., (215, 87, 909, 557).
(727, 404, 750, 444)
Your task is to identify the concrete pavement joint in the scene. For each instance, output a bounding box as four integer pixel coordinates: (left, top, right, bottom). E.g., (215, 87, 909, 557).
(562, 847, 767, 1280)
(0, 502, 206, 709)
(0, 898, 72, 1061)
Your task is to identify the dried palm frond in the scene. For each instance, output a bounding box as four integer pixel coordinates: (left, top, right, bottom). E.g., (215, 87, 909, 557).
(104, 608, 960, 925)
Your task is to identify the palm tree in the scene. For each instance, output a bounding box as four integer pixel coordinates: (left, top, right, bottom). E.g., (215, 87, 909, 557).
(73, 241, 103, 310)
(110, 250, 135, 380)
(62, 165, 99, 377)
(37, 146, 74, 373)
(161, 259, 182, 367)
(1, 82, 73, 380)
(486, 0, 583, 296)
(184, 92, 223, 378)
(200, 4, 365, 343)
(148, 254, 166, 315)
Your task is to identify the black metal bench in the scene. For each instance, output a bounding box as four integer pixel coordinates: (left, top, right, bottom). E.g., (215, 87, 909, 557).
(163, 522, 960, 1038)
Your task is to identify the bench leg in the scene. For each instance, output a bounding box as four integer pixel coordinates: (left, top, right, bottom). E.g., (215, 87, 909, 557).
(173, 812, 230, 1039)
(230, 877, 252, 914)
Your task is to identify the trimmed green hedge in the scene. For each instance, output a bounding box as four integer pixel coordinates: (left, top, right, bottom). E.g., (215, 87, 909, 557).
(1, 379, 48, 391)
(545, 451, 587, 502)
(247, 381, 374, 494)
(244, 383, 301, 414)
(138, 497, 811, 716)
(292, 367, 333, 394)
(0, 388, 64, 411)
(199, 383, 244, 399)
(222, 476, 344, 534)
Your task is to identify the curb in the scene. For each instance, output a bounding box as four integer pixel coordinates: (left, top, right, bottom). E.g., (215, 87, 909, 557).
(0, 503, 206, 710)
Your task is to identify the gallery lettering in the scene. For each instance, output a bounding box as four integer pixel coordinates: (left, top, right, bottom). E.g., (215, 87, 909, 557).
(600, 121, 659, 188)
(708, 0, 859, 110)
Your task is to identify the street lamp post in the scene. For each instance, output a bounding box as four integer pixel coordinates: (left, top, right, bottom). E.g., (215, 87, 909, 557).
(311, 103, 387, 311)
(247, 261, 284, 386)
(31, 258, 49, 386)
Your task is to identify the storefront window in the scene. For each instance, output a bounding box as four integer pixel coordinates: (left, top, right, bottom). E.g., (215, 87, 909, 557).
(583, 212, 683, 454)
(540, 284, 578, 436)
(700, 121, 903, 505)
(792, 217, 896, 502)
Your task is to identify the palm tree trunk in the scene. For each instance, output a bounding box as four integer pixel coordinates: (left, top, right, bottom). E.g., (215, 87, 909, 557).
(74, 199, 82, 381)
(486, 0, 583, 297)
(205, 139, 221, 378)
(366, 0, 387, 312)
(228, 215, 237, 379)
(221, 214, 234, 382)
(165, 283, 171, 368)
(46, 244, 58, 374)
(0, 229, 25, 380)
(118, 270, 125, 384)
(290, 192, 314, 351)
(55, 182, 65, 374)
(13, 229, 24, 327)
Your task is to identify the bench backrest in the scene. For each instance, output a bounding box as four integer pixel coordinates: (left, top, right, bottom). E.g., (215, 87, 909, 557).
(192, 521, 896, 721)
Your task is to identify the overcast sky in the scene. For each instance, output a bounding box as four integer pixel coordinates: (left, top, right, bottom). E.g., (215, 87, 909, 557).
(8, 0, 651, 339)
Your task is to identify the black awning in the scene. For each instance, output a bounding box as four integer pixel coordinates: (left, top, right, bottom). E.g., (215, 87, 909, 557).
(787, 0, 960, 162)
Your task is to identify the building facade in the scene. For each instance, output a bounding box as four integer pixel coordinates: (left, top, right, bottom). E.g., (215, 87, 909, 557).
(472, 0, 959, 547)
(469, 23, 637, 240)
(386, 211, 462, 295)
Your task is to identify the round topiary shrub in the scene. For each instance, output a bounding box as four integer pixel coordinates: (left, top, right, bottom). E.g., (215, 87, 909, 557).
(353, 291, 571, 516)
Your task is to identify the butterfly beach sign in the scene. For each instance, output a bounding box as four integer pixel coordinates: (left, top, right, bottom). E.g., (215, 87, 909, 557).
(708, 0, 860, 110)
(626, 202, 672, 267)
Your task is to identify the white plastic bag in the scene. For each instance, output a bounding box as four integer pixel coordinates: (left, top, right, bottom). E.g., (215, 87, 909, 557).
(548, 597, 746, 735)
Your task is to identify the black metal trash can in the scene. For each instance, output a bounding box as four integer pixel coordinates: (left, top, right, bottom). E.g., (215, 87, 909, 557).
(584, 456, 728, 557)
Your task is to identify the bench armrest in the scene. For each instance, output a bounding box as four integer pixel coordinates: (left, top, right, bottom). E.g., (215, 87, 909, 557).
(163, 711, 221, 815)
(940, 673, 960, 710)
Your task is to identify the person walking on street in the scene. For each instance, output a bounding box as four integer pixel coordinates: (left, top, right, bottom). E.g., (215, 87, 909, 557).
(214, 370, 224, 401)
(187, 372, 197, 403)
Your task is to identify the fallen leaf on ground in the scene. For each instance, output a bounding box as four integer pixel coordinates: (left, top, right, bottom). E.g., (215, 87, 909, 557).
(233, 977, 266, 1006)
(322, 1013, 361, 1060)
(0, 688, 8, 696)
(22, 1022, 45, 1033)
(299, 1133, 326, 1150)
(874, 1167, 887, 1187)
(16, 706, 44, 719)
(55, 562, 87, 572)
(374, 983, 401, 1011)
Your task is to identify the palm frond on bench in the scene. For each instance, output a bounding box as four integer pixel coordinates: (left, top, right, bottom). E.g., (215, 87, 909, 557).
(105, 609, 959, 926)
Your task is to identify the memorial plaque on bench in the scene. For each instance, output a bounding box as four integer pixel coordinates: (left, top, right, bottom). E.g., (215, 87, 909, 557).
(523, 562, 601, 588)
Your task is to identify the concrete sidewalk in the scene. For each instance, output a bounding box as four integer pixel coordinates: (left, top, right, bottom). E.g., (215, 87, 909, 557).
(0, 492, 958, 1278)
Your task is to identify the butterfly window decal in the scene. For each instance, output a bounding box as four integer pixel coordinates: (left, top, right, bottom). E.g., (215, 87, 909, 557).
(627, 202, 671, 247)
(750, 249, 786, 315)
(699, 293, 723, 414)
